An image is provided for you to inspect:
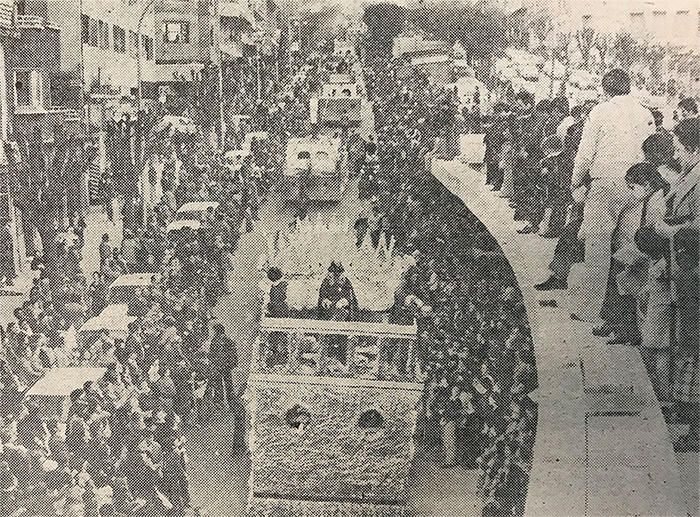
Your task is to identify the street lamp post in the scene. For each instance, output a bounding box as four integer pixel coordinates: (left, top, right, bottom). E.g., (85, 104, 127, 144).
(136, 0, 157, 112)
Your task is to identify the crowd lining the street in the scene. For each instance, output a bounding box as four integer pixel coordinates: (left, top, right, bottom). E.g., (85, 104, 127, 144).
(0, 27, 697, 517)
(364, 56, 537, 516)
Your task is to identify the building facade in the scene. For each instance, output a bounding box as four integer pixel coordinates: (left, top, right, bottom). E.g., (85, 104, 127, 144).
(154, 0, 218, 65)
(18, 0, 157, 112)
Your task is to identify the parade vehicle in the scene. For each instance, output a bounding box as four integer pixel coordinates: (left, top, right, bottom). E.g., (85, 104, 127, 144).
(247, 315, 422, 516)
(280, 135, 349, 202)
(77, 304, 137, 366)
(166, 219, 202, 235)
(107, 273, 153, 304)
(168, 201, 222, 233)
(80, 304, 136, 341)
(259, 216, 415, 318)
(447, 76, 489, 111)
(176, 201, 221, 221)
(312, 75, 363, 128)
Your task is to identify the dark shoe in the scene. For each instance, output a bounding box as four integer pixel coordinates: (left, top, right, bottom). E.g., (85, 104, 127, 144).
(592, 324, 613, 337)
(538, 299, 558, 307)
(517, 224, 538, 234)
(534, 276, 568, 291)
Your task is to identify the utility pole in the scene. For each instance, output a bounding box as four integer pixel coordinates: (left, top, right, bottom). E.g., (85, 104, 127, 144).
(215, 0, 226, 148)
(136, 0, 156, 112)
(256, 41, 261, 101)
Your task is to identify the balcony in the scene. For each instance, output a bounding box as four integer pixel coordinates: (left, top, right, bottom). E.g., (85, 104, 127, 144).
(16, 15, 45, 29)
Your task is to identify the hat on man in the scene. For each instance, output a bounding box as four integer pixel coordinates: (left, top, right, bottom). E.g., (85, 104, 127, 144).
(328, 261, 344, 274)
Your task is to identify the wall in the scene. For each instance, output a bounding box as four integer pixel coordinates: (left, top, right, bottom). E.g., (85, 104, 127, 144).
(7, 24, 61, 106)
(554, 0, 698, 48)
(45, 0, 80, 76)
(38, 0, 157, 101)
(154, 0, 210, 64)
(246, 375, 421, 505)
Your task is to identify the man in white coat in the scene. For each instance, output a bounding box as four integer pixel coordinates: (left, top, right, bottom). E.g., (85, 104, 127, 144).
(569, 69, 655, 324)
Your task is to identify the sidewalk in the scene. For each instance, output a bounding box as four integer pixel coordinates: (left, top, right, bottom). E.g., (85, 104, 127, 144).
(0, 200, 123, 329)
(431, 159, 692, 517)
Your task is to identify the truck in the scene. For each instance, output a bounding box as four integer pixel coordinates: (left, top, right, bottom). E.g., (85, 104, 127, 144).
(279, 135, 349, 202)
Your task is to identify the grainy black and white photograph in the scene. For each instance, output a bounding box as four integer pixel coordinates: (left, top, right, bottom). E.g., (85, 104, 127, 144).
(0, 0, 697, 515)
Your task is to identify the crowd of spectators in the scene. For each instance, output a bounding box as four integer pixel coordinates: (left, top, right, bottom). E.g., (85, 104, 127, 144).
(483, 70, 698, 453)
(0, 116, 248, 516)
(364, 56, 538, 516)
(0, 42, 367, 517)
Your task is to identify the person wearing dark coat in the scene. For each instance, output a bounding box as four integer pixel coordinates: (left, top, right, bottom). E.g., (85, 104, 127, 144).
(317, 262, 359, 321)
(208, 323, 237, 407)
(266, 267, 290, 368)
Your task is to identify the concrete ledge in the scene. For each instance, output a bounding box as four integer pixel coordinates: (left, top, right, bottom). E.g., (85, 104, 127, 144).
(430, 160, 688, 517)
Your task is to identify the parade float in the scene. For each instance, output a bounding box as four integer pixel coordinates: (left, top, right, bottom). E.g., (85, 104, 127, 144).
(246, 317, 421, 517)
(246, 214, 422, 516)
(280, 135, 350, 201)
(313, 75, 363, 128)
(258, 215, 415, 316)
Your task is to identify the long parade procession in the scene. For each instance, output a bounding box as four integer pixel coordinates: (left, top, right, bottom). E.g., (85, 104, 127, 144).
(0, 1, 697, 516)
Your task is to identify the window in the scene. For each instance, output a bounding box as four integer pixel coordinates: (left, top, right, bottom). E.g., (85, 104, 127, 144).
(284, 405, 311, 431)
(98, 20, 110, 49)
(89, 18, 98, 47)
(142, 35, 154, 61)
(81, 15, 90, 44)
(129, 30, 139, 57)
(113, 25, 126, 53)
(14, 70, 43, 108)
(163, 21, 190, 44)
(629, 12, 645, 34)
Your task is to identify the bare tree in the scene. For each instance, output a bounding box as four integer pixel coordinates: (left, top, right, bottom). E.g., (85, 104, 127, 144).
(576, 27, 595, 69)
(4, 127, 96, 291)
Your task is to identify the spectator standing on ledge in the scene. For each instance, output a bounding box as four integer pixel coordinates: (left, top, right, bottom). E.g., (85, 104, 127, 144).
(569, 69, 655, 324)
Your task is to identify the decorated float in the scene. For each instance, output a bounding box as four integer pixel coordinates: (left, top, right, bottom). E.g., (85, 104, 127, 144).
(313, 76, 363, 128)
(247, 210, 422, 515)
(258, 215, 415, 316)
(246, 317, 422, 516)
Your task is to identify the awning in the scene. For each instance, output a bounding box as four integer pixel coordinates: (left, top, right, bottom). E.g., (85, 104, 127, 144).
(219, 1, 255, 24)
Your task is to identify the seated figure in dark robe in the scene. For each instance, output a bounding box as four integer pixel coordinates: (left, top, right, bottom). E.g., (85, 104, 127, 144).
(317, 262, 359, 322)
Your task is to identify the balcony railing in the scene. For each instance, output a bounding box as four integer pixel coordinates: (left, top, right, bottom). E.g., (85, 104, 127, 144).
(16, 15, 45, 29)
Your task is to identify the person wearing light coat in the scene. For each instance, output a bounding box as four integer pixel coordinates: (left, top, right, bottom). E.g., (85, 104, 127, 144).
(568, 69, 655, 323)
